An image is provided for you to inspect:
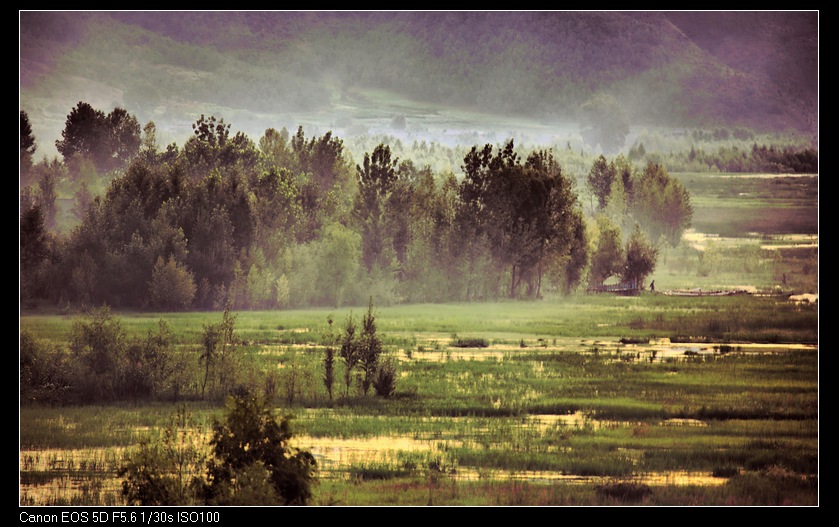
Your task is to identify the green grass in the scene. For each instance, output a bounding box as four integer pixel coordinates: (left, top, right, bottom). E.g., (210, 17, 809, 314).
(20, 291, 818, 505)
(21, 294, 819, 346)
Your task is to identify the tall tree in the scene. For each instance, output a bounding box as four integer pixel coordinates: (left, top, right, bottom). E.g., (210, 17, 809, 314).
(586, 154, 616, 210)
(621, 224, 658, 290)
(56, 102, 106, 164)
(459, 141, 584, 298)
(291, 126, 346, 193)
(56, 102, 141, 172)
(588, 214, 624, 286)
(357, 298, 382, 396)
(183, 115, 259, 178)
(632, 162, 693, 246)
(20, 197, 50, 301)
(20, 110, 36, 179)
(339, 314, 359, 400)
(258, 127, 294, 171)
(355, 144, 398, 272)
(107, 107, 142, 169)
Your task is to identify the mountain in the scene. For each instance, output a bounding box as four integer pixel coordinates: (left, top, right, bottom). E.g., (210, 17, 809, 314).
(20, 11, 818, 157)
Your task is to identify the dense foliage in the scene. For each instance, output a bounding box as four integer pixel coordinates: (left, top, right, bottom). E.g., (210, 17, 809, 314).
(23, 102, 817, 308)
(120, 396, 316, 506)
(20, 105, 600, 310)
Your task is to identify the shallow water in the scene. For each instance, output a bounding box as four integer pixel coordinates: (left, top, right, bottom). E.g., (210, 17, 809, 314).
(20, 407, 730, 504)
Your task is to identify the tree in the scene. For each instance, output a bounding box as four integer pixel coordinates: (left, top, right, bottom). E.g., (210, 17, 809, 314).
(339, 313, 360, 400)
(458, 141, 583, 299)
(20, 331, 71, 405)
(193, 114, 230, 147)
(588, 215, 624, 286)
(289, 127, 351, 242)
(250, 168, 300, 259)
(200, 307, 238, 400)
(579, 93, 630, 153)
(183, 115, 259, 177)
(36, 166, 58, 231)
(355, 144, 399, 272)
(20, 110, 36, 179)
(632, 162, 693, 247)
(586, 155, 616, 210)
(140, 121, 159, 161)
(358, 298, 383, 396)
(148, 256, 197, 310)
(107, 107, 142, 169)
(318, 222, 361, 307)
(621, 225, 658, 290)
(322, 315, 336, 401)
(258, 127, 294, 170)
(546, 211, 589, 295)
(458, 141, 524, 298)
(55, 102, 140, 172)
(123, 397, 316, 506)
(20, 197, 50, 301)
(292, 127, 346, 191)
(56, 102, 106, 164)
(205, 393, 316, 505)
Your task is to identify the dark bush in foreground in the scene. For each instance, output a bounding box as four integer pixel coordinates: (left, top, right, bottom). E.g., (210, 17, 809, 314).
(121, 394, 316, 506)
(595, 481, 652, 502)
(205, 393, 317, 505)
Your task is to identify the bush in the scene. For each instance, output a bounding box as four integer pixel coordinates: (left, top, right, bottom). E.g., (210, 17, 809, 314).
(69, 307, 128, 402)
(122, 395, 317, 506)
(205, 393, 317, 505)
(373, 357, 398, 398)
(20, 331, 71, 405)
(595, 481, 652, 502)
(148, 256, 197, 310)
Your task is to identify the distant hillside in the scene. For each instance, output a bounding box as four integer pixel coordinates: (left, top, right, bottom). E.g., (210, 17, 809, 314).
(20, 11, 817, 157)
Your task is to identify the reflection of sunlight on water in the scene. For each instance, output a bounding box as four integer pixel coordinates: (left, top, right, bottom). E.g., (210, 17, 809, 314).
(451, 469, 726, 486)
(662, 418, 708, 427)
(21, 410, 733, 504)
(413, 349, 507, 362)
(292, 430, 729, 487)
(526, 412, 590, 430)
(20, 448, 129, 506)
(683, 229, 818, 253)
(714, 173, 817, 179)
(293, 435, 456, 473)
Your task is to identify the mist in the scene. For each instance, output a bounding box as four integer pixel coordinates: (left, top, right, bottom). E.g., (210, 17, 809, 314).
(20, 11, 817, 163)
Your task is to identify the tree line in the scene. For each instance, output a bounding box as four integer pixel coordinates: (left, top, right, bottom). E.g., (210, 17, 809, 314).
(21, 102, 694, 311)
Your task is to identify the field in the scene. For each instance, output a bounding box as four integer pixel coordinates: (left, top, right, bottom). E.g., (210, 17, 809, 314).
(19, 172, 818, 506)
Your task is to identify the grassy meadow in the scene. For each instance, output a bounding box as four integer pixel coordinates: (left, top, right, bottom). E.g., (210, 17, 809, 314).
(19, 171, 818, 506)
(20, 294, 818, 506)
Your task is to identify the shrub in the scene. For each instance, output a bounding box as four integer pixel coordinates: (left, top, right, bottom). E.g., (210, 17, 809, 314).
(69, 307, 128, 402)
(595, 481, 652, 502)
(373, 357, 398, 398)
(205, 393, 317, 505)
(122, 395, 316, 506)
(20, 331, 71, 405)
(148, 256, 197, 310)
